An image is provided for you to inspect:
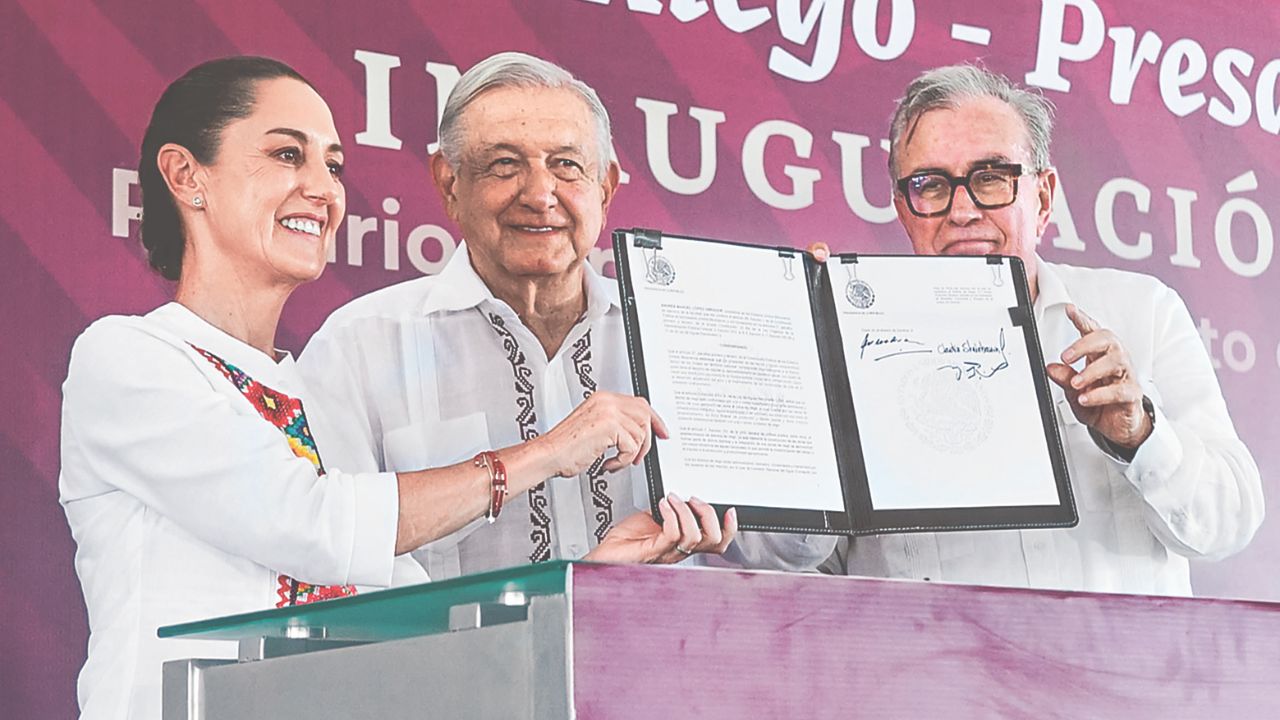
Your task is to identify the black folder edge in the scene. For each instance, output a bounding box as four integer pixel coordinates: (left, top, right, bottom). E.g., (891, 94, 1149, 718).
(612, 229, 665, 525)
(612, 228, 1076, 536)
(808, 255, 860, 534)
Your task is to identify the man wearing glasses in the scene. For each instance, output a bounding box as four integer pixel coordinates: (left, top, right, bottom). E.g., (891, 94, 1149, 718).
(823, 65, 1263, 596)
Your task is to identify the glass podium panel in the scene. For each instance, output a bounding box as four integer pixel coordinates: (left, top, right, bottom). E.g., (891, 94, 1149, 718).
(159, 560, 573, 643)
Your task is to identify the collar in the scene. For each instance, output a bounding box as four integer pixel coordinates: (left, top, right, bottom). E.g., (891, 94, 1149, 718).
(582, 253, 622, 322)
(1032, 255, 1072, 321)
(421, 240, 622, 322)
(148, 302, 296, 382)
(419, 242, 495, 316)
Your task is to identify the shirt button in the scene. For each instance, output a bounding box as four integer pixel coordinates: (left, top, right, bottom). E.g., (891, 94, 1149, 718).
(568, 544, 585, 557)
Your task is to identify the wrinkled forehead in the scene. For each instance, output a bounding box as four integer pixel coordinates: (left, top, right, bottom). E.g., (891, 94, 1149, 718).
(456, 85, 601, 158)
(898, 97, 1032, 173)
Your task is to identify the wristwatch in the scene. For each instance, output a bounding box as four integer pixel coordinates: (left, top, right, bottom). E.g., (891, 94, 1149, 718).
(1096, 395, 1156, 462)
(1139, 394, 1156, 440)
(1112, 395, 1156, 462)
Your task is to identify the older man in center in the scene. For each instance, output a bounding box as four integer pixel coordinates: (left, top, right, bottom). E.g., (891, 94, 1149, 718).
(300, 52, 830, 577)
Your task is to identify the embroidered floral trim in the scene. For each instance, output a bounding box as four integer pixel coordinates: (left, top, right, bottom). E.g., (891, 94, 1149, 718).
(191, 344, 357, 607)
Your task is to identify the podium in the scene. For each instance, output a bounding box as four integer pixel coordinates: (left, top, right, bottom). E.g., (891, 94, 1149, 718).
(162, 562, 1280, 718)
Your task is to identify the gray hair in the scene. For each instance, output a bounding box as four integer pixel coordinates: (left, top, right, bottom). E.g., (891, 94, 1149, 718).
(888, 64, 1055, 180)
(437, 52, 614, 180)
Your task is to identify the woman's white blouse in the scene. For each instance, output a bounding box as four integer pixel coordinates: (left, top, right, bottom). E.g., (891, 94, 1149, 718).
(59, 302, 425, 719)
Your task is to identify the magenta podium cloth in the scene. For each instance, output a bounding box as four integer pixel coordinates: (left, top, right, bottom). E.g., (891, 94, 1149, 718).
(570, 564, 1280, 718)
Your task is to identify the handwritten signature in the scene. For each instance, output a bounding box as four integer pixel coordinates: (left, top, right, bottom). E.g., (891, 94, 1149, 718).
(938, 328, 1009, 380)
(860, 329, 1012, 380)
(860, 332, 930, 361)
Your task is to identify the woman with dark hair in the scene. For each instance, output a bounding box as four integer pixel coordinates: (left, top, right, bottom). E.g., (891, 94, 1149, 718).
(59, 56, 693, 719)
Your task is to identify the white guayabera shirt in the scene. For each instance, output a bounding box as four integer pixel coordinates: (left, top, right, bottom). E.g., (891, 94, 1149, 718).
(831, 257, 1264, 596)
(299, 242, 835, 579)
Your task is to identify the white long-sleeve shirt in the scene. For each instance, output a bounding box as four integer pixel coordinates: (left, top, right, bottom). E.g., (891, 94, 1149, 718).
(831, 258, 1264, 595)
(59, 303, 425, 720)
(298, 242, 834, 579)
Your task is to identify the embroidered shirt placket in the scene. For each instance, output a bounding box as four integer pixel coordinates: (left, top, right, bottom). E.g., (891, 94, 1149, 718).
(484, 311, 615, 562)
(571, 330, 613, 544)
(484, 310, 554, 563)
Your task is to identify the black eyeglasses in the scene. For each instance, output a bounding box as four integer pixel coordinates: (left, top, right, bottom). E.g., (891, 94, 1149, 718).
(896, 163, 1028, 218)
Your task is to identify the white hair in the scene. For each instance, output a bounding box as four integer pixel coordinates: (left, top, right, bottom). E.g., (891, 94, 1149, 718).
(888, 64, 1056, 181)
(437, 52, 613, 180)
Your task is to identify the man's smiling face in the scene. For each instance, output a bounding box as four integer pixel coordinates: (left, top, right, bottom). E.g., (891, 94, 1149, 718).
(433, 85, 617, 288)
(892, 95, 1057, 297)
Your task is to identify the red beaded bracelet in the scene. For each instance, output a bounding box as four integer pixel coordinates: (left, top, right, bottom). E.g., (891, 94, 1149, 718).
(473, 451, 508, 523)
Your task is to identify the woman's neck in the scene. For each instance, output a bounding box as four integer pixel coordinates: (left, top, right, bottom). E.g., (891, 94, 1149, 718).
(174, 257, 294, 360)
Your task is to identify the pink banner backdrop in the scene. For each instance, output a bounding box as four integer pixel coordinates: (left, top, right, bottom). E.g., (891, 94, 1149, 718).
(2, 1, 1277, 716)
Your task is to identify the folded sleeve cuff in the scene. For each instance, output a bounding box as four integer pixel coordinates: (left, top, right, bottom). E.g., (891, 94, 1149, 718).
(1121, 402, 1184, 488)
(343, 470, 401, 587)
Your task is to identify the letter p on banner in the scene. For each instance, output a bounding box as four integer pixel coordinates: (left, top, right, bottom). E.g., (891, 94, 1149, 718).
(1026, 0, 1107, 92)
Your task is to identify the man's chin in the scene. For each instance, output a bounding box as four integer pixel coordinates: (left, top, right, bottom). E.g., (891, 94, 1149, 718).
(941, 240, 1002, 256)
(503, 251, 589, 281)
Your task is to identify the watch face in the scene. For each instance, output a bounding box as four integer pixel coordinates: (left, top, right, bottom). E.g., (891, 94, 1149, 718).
(846, 278, 875, 309)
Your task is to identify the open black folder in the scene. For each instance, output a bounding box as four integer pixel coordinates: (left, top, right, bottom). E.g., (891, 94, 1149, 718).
(613, 228, 1076, 536)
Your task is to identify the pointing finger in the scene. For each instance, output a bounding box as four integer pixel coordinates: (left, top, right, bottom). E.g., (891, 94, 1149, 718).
(1065, 304, 1100, 337)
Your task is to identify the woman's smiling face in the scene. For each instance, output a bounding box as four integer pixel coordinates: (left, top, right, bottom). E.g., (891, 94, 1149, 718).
(195, 76, 346, 286)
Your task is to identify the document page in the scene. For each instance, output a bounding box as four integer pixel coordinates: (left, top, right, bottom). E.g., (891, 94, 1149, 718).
(624, 236, 845, 511)
(827, 257, 1060, 510)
